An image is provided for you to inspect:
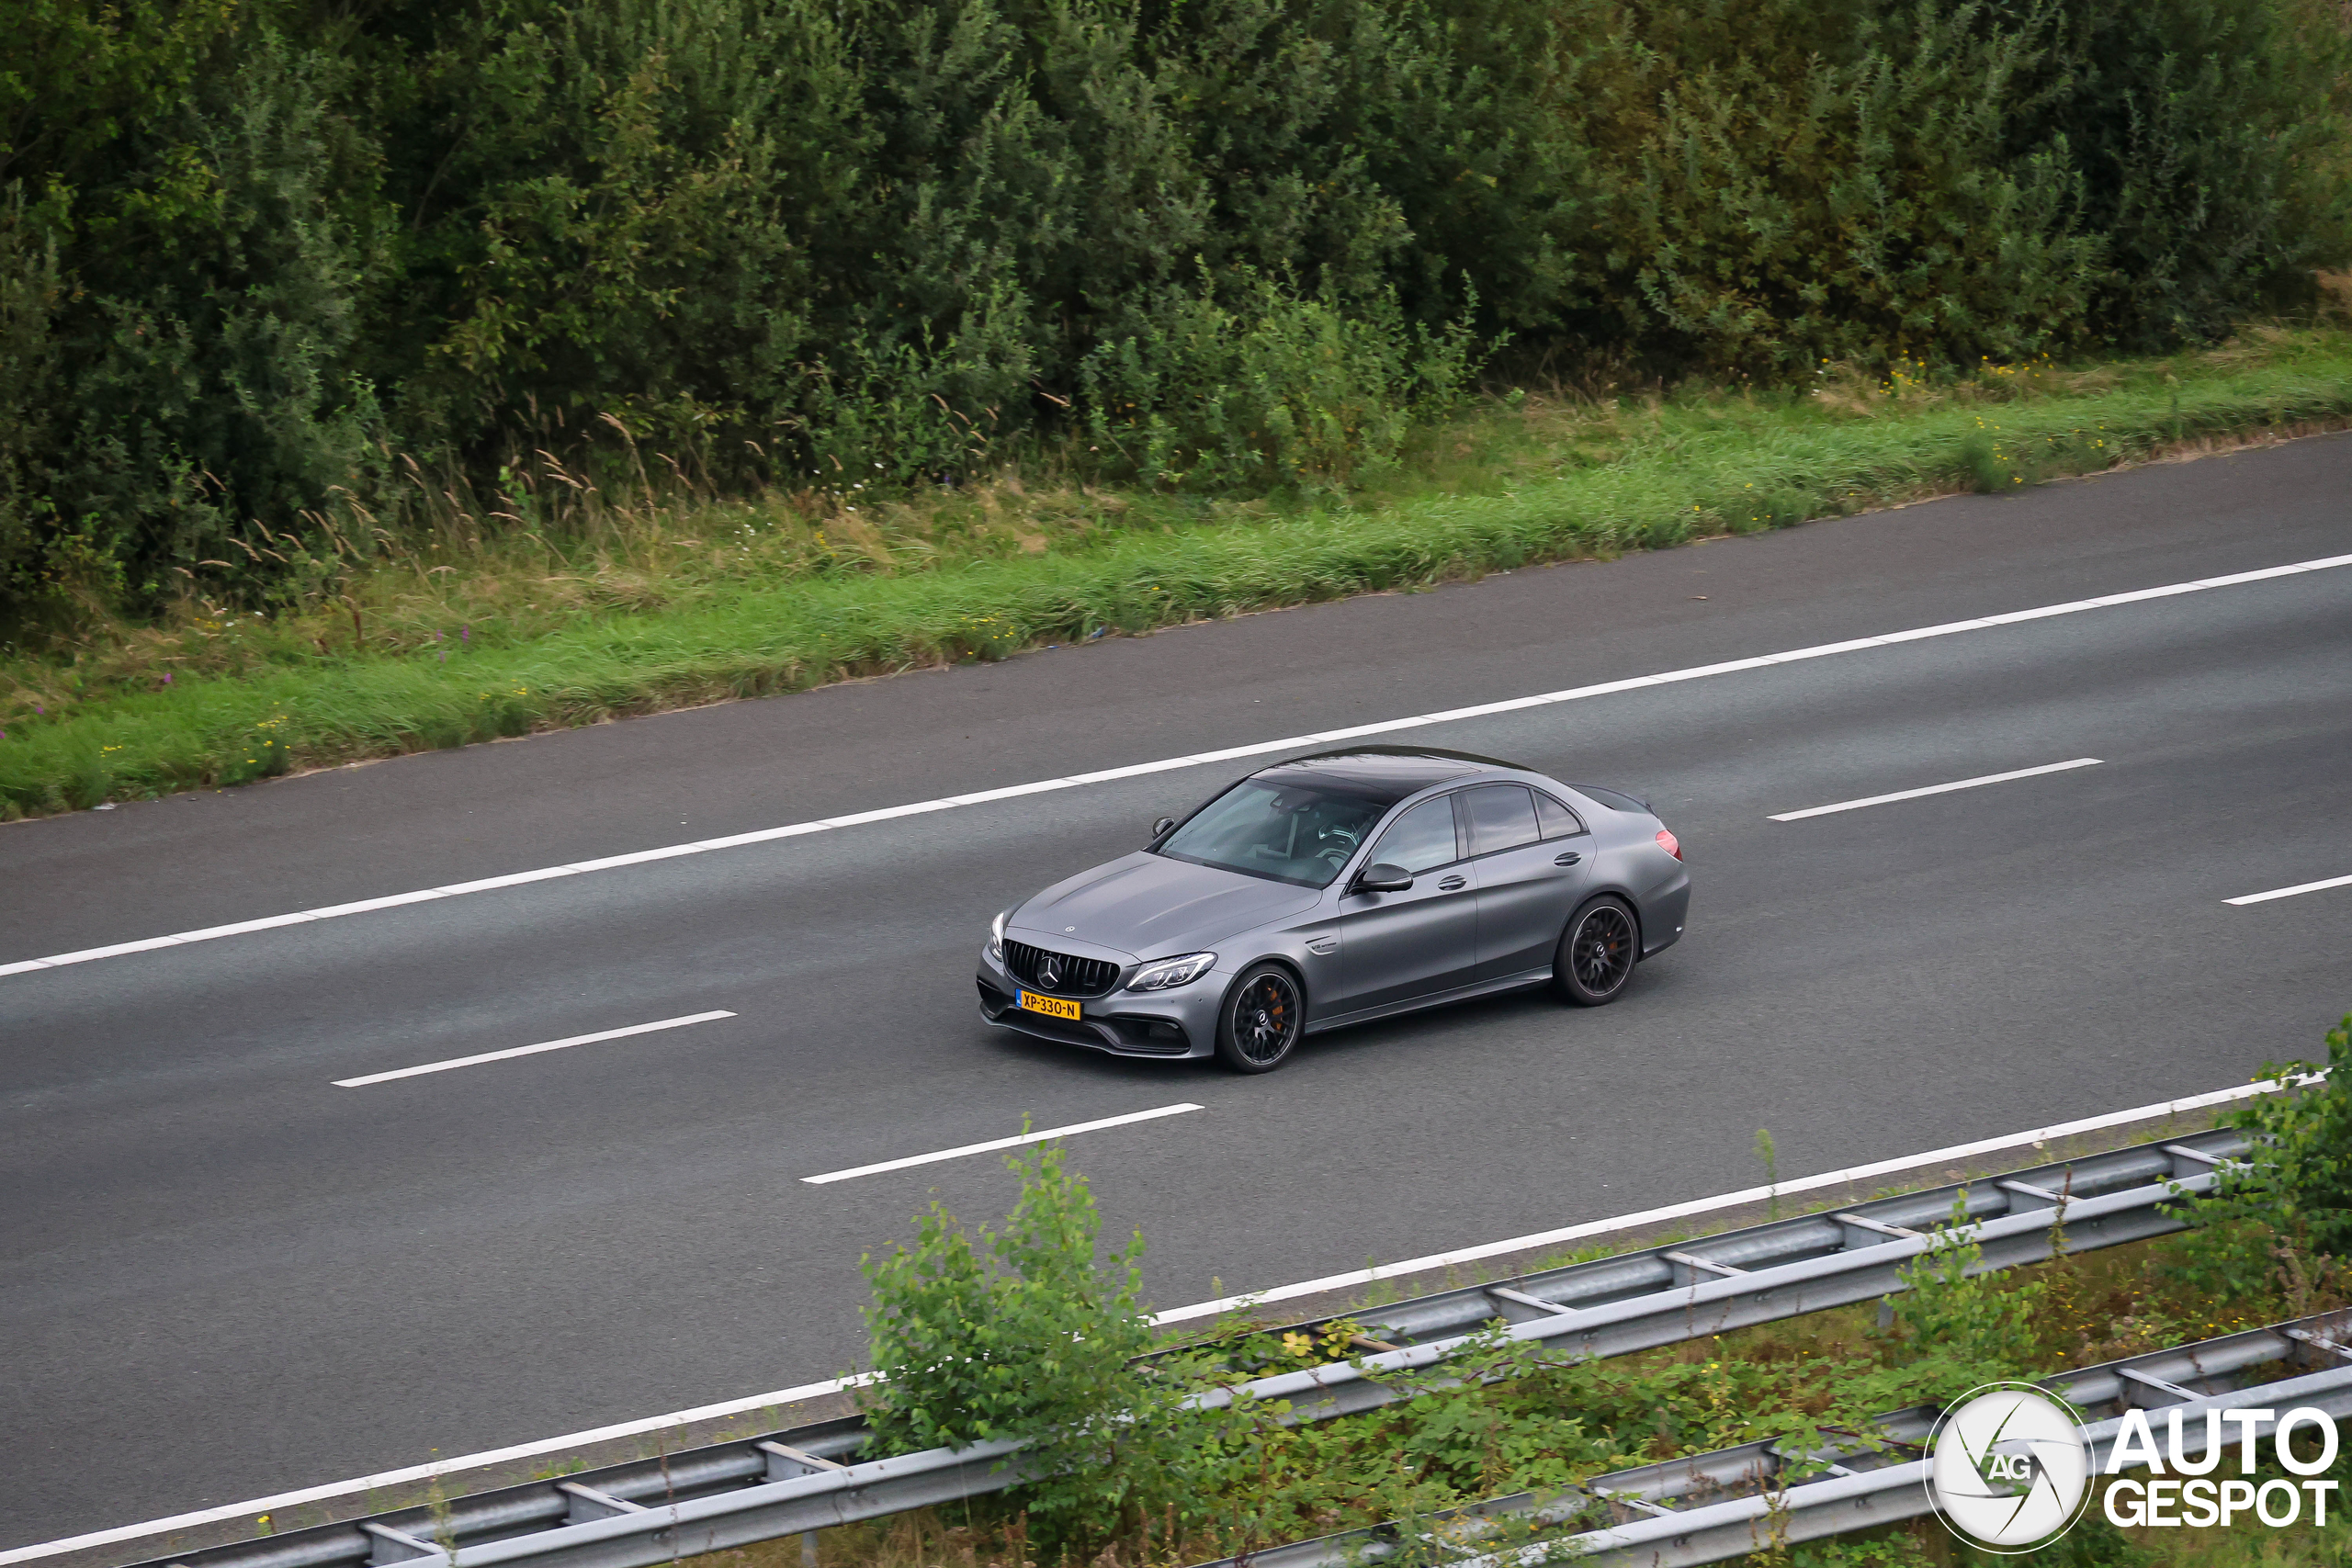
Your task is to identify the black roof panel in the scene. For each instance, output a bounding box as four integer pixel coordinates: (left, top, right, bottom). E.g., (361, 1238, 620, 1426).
(1249, 746, 1527, 807)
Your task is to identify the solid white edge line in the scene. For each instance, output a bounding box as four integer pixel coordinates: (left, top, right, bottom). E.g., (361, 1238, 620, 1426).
(7, 1072, 2324, 1568)
(0, 1373, 884, 1568)
(1148, 1070, 2324, 1325)
(2225, 873, 2352, 907)
(1767, 758, 2104, 822)
(800, 1102, 1204, 1185)
(302, 891, 452, 920)
(333, 1012, 737, 1088)
(8, 548, 2352, 983)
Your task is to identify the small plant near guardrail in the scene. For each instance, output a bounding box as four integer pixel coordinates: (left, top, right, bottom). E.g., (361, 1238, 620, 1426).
(858, 1144, 1224, 1561)
(424, 1456, 459, 1559)
(1877, 1196, 2045, 1397)
(2215, 1015, 2352, 1261)
(2123, 1015, 2352, 1345)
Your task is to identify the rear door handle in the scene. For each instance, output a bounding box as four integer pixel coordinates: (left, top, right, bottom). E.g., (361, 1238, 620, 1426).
(1554, 852, 1582, 866)
(1438, 874, 1467, 892)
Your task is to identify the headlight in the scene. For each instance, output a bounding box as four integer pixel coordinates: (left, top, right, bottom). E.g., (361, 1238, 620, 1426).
(1127, 952, 1216, 991)
(989, 909, 1009, 960)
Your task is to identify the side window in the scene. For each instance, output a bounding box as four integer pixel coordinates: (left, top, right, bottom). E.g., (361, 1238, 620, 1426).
(1463, 784, 1543, 856)
(1534, 792, 1586, 840)
(1367, 795, 1460, 874)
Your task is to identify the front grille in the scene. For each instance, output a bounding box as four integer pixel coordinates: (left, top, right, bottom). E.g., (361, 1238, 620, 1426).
(1002, 940, 1121, 998)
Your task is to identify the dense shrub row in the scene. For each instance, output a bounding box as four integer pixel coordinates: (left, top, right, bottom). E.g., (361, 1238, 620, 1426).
(2, 0, 2347, 631)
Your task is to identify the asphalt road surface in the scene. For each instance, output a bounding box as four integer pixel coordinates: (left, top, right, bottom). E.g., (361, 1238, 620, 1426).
(6, 435, 2349, 1551)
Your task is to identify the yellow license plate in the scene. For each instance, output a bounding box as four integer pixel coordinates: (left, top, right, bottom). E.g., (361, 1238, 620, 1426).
(1019, 990, 1082, 1021)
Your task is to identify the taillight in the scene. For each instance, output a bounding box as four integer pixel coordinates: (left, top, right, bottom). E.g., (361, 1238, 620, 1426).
(1656, 828, 1682, 861)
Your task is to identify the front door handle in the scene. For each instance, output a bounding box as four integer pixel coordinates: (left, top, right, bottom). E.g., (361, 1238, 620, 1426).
(1554, 852, 1582, 866)
(1438, 874, 1467, 892)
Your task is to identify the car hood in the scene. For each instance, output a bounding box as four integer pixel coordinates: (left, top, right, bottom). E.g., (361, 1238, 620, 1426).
(1012, 852, 1320, 958)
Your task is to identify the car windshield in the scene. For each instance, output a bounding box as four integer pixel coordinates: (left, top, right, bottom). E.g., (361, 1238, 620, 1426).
(1157, 780, 1388, 888)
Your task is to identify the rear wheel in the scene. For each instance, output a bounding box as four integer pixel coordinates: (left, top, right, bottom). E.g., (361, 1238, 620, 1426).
(1555, 896, 1639, 1006)
(1216, 964, 1305, 1073)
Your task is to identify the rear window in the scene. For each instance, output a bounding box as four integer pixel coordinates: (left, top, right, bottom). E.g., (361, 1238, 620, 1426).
(1535, 793, 1585, 839)
(1572, 784, 1649, 816)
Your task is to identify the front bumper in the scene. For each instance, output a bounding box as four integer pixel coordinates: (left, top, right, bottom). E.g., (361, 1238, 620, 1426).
(976, 945, 1223, 1060)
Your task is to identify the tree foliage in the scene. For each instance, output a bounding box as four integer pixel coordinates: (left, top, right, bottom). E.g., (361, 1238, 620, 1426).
(3, 0, 2347, 630)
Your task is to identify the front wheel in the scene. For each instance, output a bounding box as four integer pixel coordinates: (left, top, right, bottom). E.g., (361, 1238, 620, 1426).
(1555, 896, 1639, 1006)
(1216, 964, 1305, 1073)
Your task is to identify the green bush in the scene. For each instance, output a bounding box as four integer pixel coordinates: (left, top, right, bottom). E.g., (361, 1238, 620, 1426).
(0, 191, 66, 637)
(5, 14, 387, 619)
(1872, 1196, 2046, 1402)
(2023, 0, 2352, 347)
(2219, 1013, 2352, 1259)
(860, 1144, 1211, 1557)
(1620, 0, 2103, 372)
(1080, 270, 1485, 491)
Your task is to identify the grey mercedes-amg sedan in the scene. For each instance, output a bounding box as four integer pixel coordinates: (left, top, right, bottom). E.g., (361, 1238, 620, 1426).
(976, 747, 1690, 1072)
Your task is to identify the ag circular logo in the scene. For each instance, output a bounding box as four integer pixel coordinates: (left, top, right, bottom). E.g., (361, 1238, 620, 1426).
(1927, 1382, 2094, 1552)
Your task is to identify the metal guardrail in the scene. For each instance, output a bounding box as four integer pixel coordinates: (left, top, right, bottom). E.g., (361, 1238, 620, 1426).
(1284, 1129, 2244, 1359)
(129, 1128, 2246, 1568)
(1189, 1308, 2352, 1568)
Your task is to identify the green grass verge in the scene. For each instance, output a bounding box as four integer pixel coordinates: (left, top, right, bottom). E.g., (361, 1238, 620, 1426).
(6, 333, 2352, 818)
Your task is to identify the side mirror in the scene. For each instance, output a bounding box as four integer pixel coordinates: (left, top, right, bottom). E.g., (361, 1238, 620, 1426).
(1353, 863, 1413, 894)
(1151, 816, 1177, 840)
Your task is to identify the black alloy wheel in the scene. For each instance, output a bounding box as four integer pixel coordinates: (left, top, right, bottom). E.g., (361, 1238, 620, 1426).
(1555, 896, 1639, 1006)
(1216, 964, 1305, 1073)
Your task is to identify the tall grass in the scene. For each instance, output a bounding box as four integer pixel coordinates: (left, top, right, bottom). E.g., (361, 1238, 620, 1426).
(6, 328, 2352, 818)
